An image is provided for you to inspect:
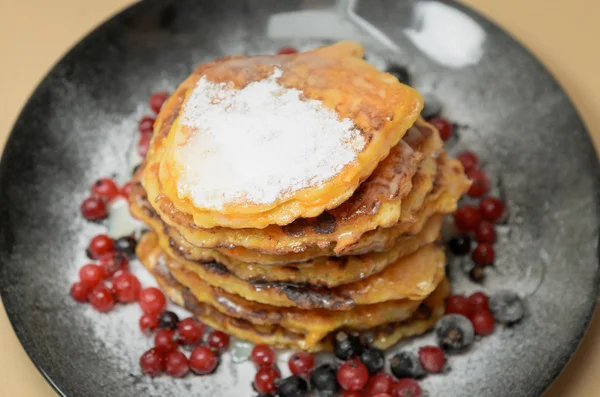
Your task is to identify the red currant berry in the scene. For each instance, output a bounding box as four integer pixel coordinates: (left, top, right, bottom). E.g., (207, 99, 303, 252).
(475, 220, 496, 244)
(277, 46, 298, 55)
(165, 351, 190, 378)
(139, 287, 167, 315)
(479, 196, 505, 223)
(288, 351, 315, 376)
(87, 234, 114, 259)
(467, 169, 489, 197)
(138, 117, 155, 134)
(254, 366, 281, 394)
(429, 117, 452, 141)
(120, 182, 133, 199)
(470, 310, 495, 336)
(80, 196, 107, 221)
(139, 313, 159, 334)
(138, 133, 151, 158)
(78, 263, 105, 288)
(337, 359, 370, 391)
(140, 347, 164, 376)
(372, 394, 392, 397)
(154, 329, 179, 354)
(366, 372, 395, 396)
(99, 252, 129, 278)
(112, 272, 141, 303)
(207, 330, 230, 354)
(454, 205, 481, 233)
(418, 346, 445, 373)
(445, 295, 473, 317)
(88, 284, 115, 312)
(189, 345, 218, 375)
(149, 92, 169, 113)
(70, 281, 90, 302)
(177, 317, 205, 345)
(472, 243, 495, 265)
(468, 292, 489, 312)
(456, 151, 480, 173)
(91, 178, 120, 203)
(392, 378, 422, 397)
(251, 344, 276, 367)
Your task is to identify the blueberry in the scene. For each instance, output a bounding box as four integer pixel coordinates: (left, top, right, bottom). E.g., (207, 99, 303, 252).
(489, 291, 525, 324)
(277, 375, 308, 397)
(360, 346, 384, 374)
(448, 235, 471, 256)
(310, 364, 339, 394)
(158, 311, 180, 330)
(421, 94, 442, 119)
(333, 331, 362, 360)
(435, 314, 475, 352)
(386, 65, 411, 85)
(390, 351, 425, 379)
(115, 236, 137, 258)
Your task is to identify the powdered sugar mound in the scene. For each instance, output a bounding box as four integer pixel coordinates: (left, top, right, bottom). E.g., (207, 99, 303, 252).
(176, 68, 365, 209)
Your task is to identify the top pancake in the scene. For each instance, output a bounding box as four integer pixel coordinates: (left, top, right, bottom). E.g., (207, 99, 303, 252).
(142, 41, 423, 229)
(140, 117, 441, 257)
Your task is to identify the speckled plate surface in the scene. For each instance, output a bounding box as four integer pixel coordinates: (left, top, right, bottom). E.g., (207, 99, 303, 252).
(0, 0, 598, 396)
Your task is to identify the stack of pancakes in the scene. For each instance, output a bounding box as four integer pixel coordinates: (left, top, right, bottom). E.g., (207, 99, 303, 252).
(130, 42, 471, 351)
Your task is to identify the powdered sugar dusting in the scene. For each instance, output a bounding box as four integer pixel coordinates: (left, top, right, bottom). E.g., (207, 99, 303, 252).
(175, 68, 365, 209)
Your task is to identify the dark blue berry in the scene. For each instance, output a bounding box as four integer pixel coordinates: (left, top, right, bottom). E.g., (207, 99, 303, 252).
(115, 236, 137, 258)
(421, 94, 442, 119)
(360, 346, 384, 374)
(386, 65, 411, 85)
(333, 331, 362, 360)
(310, 364, 338, 394)
(277, 375, 308, 397)
(489, 291, 525, 324)
(448, 235, 471, 256)
(435, 314, 475, 352)
(158, 311, 179, 330)
(390, 351, 425, 379)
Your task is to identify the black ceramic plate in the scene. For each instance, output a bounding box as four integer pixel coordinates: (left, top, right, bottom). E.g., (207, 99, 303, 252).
(1, 1, 598, 396)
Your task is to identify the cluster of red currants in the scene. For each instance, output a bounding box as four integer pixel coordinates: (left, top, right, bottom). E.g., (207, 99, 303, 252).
(451, 150, 506, 282)
(80, 177, 132, 221)
(70, 232, 139, 312)
(138, 295, 231, 378)
(137, 91, 170, 158)
(446, 291, 495, 336)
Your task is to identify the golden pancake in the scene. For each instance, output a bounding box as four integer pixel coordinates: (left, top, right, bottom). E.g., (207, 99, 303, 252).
(129, 123, 447, 259)
(143, 251, 449, 351)
(130, 152, 468, 268)
(138, 198, 442, 287)
(143, 41, 424, 229)
(140, 118, 440, 255)
(137, 232, 438, 346)
(135, 231, 445, 310)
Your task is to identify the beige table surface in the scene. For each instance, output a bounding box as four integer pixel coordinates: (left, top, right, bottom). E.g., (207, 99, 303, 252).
(0, 0, 598, 396)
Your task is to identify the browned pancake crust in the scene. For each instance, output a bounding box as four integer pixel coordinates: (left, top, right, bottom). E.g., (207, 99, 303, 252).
(138, 231, 450, 351)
